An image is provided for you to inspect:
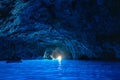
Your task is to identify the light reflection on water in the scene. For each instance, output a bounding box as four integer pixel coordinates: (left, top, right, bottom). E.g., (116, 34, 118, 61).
(58, 62, 61, 70)
(0, 60, 120, 80)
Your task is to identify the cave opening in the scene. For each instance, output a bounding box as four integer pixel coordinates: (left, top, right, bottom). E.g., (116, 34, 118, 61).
(43, 46, 73, 60)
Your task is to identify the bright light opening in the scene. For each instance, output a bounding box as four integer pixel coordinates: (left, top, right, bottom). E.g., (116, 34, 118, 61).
(57, 56, 62, 61)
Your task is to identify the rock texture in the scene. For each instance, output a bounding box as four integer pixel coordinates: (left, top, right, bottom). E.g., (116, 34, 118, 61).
(0, 0, 120, 60)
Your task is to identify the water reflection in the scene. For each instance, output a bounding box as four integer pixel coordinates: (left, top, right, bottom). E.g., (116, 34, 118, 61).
(58, 60, 61, 70)
(0, 60, 120, 80)
(57, 60, 62, 76)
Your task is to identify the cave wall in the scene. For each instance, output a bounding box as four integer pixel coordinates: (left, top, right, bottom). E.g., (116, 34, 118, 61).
(0, 0, 120, 60)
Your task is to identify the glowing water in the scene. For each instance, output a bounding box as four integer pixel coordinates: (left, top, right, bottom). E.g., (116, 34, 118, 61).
(0, 60, 120, 80)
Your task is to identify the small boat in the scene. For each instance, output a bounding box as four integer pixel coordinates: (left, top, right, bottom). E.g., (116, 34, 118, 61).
(6, 56, 22, 63)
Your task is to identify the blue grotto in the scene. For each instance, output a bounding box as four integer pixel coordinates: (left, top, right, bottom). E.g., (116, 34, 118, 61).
(0, 0, 120, 80)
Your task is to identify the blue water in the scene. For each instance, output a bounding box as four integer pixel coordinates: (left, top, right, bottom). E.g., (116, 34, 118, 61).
(0, 60, 120, 80)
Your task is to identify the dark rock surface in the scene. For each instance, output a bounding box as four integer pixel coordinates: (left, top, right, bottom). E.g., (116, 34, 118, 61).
(0, 0, 120, 60)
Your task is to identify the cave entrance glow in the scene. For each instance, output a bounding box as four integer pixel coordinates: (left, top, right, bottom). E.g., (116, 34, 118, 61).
(57, 56, 62, 61)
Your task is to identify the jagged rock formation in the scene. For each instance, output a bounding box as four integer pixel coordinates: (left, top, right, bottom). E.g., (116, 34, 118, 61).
(0, 0, 120, 60)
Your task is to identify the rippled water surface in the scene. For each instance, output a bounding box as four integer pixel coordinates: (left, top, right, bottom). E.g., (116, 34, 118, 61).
(0, 60, 120, 80)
